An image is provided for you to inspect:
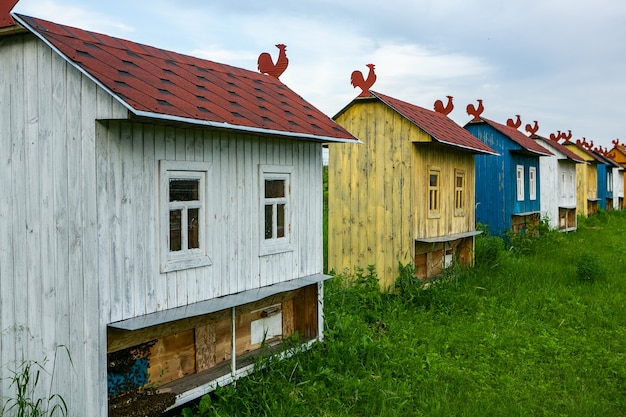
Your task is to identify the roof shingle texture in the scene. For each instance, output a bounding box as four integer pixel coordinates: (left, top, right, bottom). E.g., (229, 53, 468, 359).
(368, 91, 497, 155)
(16, 14, 356, 142)
(532, 136, 585, 163)
(475, 118, 552, 156)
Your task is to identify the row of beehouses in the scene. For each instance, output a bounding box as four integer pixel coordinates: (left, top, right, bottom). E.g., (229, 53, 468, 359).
(327, 89, 626, 289)
(2, 5, 624, 416)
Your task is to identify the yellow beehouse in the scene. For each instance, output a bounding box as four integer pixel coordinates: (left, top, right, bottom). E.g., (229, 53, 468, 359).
(328, 92, 496, 288)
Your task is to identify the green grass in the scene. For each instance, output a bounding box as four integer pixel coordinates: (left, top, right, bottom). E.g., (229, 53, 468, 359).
(179, 211, 626, 417)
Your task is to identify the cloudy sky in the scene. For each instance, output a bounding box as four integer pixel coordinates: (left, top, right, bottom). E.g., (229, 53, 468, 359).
(11, 0, 626, 149)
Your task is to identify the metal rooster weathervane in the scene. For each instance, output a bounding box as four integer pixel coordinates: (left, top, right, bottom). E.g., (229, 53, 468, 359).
(351, 64, 376, 97)
(258, 44, 289, 79)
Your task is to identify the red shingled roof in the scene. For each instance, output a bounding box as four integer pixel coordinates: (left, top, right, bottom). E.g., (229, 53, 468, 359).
(475, 118, 552, 156)
(337, 91, 497, 155)
(14, 14, 356, 143)
(532, 135, 585, 163)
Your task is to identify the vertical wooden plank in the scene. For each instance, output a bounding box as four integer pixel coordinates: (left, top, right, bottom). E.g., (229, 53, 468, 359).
(164, 126, 178, 308)
(23, 33, 44, 367)
(142, 124, 157, 312)
(153, 125, 167, 310)
(185, 129, 199, 305)
(107, 122, 123, 322)
(65, 53, 86, 412)
(81, 76, 104, 417)
(226, 132, 238, 294)
(118, 122, 135, 319)
(0, 36, 18, 393)
(132, 124, 147, 316)
(195, 324, 216, 372)
(49, 50, 72, 405)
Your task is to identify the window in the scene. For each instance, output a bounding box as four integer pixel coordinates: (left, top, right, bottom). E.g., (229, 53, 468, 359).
(529, 166, 537, 201)
(516, 165, 525, 201)
(454, 170, 465, 216)
(160, 161, 211, 272)
(561, 171, 566, 198)
(260, 165, 293, 255)
(608, 171, 613, 192)
(428, 168, 441, 218)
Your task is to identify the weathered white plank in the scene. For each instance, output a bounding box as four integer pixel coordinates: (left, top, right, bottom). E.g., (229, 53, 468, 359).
(11, 35, 30, 367)
(152, 125, 168, 312)
(119, 122, 135, 320)
(0, 36, 18, 394)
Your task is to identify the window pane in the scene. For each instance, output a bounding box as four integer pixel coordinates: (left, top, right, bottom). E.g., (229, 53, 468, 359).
(277, 204, 285, 238)
(456, 175, 463, 188)
(188, 208, 199, 249)
(265, 180, 285, 198)
(170, 209, 182, 251)
(265, 205, 273, 239)
(170, 179, 199, 202)
(429, 174, 438, 187)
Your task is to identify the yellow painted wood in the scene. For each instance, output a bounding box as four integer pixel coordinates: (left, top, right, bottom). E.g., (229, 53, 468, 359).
(329, 99, 477, 289)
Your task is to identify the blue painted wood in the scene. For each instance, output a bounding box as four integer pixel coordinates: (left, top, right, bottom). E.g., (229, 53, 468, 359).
(597, 161, 608, 210)
(466, 121, 542, 236)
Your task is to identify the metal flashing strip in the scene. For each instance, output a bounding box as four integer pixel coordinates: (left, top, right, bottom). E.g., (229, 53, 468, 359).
(108, 273, 331, 331)
(131, 110, 362, 144)
(415, 230, 482, 244)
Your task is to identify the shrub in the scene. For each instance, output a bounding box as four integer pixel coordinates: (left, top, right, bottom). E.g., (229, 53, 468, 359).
(575, 253, 606, 283)
(475, 234, 504, 267)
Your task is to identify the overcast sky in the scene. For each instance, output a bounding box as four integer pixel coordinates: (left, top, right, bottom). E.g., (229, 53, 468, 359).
(12, 0, 626, 149)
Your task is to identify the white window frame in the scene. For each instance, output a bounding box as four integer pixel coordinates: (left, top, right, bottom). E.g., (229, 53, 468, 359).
(159, 160, 212, 273)
(529, 166, 537, 201)
(516, 165, 525, 201)
(260, 165, 294, 256)
(607, 170, 613, 192)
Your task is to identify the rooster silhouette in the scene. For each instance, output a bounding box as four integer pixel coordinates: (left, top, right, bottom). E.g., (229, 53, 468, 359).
(434, 96, 454, 116)
(506, 115, 522, 129)
(258, 44, 289, 79)
(549, 131, 562, 142)
(561, 130, 572, 142)
(525, 121, 539, 136)
(351, 64, 376, 97)
(612, 139, 620, 147)
(466, 99, 484, 122)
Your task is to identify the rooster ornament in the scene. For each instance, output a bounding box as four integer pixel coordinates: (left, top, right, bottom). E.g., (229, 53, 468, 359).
(351, 64, 377, 97)
(258, 44, 289, 79)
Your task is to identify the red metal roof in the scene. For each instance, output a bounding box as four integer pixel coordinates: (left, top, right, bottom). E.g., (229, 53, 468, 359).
(14, 14, 357, 143)
(532, 135, 585, 163)
(473, 118, 552, 156)
(338, 91, 497, 155)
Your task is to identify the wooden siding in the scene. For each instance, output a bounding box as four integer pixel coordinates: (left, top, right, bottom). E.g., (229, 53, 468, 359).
(0, 33, 128, 417)
(1, 33, 325, 416)
(329, 102, 413, 289)
(97, 121, 323, 325)
(536, 140, 577, 230)
(412, 143, 476, 239)
(467, 123, 542, 235)
(564, 144, 597, 217)
(329, 100, 476, 288)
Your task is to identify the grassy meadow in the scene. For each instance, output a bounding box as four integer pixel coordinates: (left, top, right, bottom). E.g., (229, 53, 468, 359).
(178, 209, 626, 417)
